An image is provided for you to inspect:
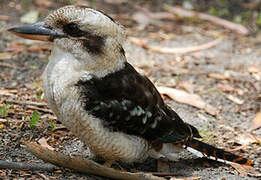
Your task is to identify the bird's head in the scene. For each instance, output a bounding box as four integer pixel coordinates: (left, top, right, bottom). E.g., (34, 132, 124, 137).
(8, 5, 126, 75)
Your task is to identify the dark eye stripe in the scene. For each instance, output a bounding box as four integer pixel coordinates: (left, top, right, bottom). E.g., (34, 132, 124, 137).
(63, 23, 85, 37)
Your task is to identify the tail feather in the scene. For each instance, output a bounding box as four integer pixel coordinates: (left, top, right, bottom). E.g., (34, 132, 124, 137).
(185, 139, 253, 166)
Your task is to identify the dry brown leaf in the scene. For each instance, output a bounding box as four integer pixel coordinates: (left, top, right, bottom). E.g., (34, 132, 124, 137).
(248, 66, 260, 74)
(235, 132, 258, 145)
(217, 83, 235, 92)
(249, 112, 261, 131)
(157, 86, 217, 115)
(0, 52, 13, 60)
(0, 89, 17, 96)
(170, 176, 200, 180)
(230, 163, 248, 176)
(38, 137, 55, 151)
(208, 73, 230, 80)
(0, 119, 7, 123)
(0, 124, 5, 130)
(230, 163, 261, 177)
(225, 94, 244, 105)
(178, 81, 194, 94)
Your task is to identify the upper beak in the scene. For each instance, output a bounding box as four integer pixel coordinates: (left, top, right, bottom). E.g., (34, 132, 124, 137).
(7, 22, 64, 42)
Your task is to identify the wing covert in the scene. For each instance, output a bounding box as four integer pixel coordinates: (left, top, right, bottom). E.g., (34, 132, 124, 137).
(76, 62, 199, 143)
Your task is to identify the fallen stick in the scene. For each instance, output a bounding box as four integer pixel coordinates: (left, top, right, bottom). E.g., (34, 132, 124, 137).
(0, 62, 17, 69)
(27, 105, 53, 113)
(24, 142, 165, 180)
(129, 37, 222, 54)
(163, 5, 249, 35)
(5, 99, 47, 107)
(0, 160, 58, 172)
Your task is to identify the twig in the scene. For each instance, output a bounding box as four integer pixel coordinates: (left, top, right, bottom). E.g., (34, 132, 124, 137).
(0, 62, 17, 69)
(5, 99, 47, 107)
(24, 142, 166, 180)
(129, 37, 222, 55)
(163, 5, 249, 35)
(0, 160, 58, 172)
(226, 144, 247, 152)
(36, 172, 50, 180)
(27, 105, 53, 113)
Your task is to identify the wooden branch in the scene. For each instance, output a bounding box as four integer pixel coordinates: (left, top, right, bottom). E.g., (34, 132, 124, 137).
(5, 99, 47, 107)
(129, 37, 222, 55)
(163, 5, 249, 35)
(27, 105, 53, 113)
(0, 160, 58, 172)
(24, 142, 165, 180)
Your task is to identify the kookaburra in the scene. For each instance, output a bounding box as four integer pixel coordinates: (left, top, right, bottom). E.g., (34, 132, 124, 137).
(8, 5, 252, 166)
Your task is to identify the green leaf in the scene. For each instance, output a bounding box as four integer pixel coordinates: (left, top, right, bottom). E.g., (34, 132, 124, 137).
(257, 13, 261, 26)
(49, 120, 55, 130)
(209, 7, 218, 16)
(29, 111, 40, 128)
(1, 104, 10, 117)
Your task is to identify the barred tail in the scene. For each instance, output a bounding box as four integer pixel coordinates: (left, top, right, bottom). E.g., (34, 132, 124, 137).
(185, 139, 253, 166)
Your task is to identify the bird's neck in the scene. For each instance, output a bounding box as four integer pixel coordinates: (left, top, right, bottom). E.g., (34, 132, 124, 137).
(50, 44, 126, 78)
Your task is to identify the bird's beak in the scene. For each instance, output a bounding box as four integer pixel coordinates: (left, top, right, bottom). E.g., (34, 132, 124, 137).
(8, 22, 64, 42)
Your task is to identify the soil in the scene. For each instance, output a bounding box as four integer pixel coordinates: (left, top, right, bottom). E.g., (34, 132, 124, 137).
(0, 1, 260, 180)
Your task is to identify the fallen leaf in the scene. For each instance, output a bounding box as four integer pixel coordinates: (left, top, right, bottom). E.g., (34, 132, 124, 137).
(0, 119, 7, 123)
(217, 83, 235, 92)
(0, 124, 5, 130)
(38, 137, 55, 151)
(157, 86, 217, 115)
(178, 80, 194, 94)
(235, 132, 257, 145)
(230, 163, 261, 177)
(248, 66, 260, 74)
(249, 112, 261, 131)
(230, 163, 248, 176)
(0, 52, 13, 60)
(208, 72, 230, 80)
(225, 94, 244, 105)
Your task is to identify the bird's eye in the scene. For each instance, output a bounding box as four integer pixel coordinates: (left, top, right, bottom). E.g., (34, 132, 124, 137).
(63, 23, 85, 37)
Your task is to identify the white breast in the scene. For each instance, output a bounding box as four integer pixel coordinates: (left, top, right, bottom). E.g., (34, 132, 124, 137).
(42, 46, 150, 162)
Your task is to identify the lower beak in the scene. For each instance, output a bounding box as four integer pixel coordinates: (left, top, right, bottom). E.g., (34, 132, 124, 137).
(8, 22, 64, 42)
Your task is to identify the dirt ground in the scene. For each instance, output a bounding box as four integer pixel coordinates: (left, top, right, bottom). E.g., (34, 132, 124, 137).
(0, 1, 261, 180)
